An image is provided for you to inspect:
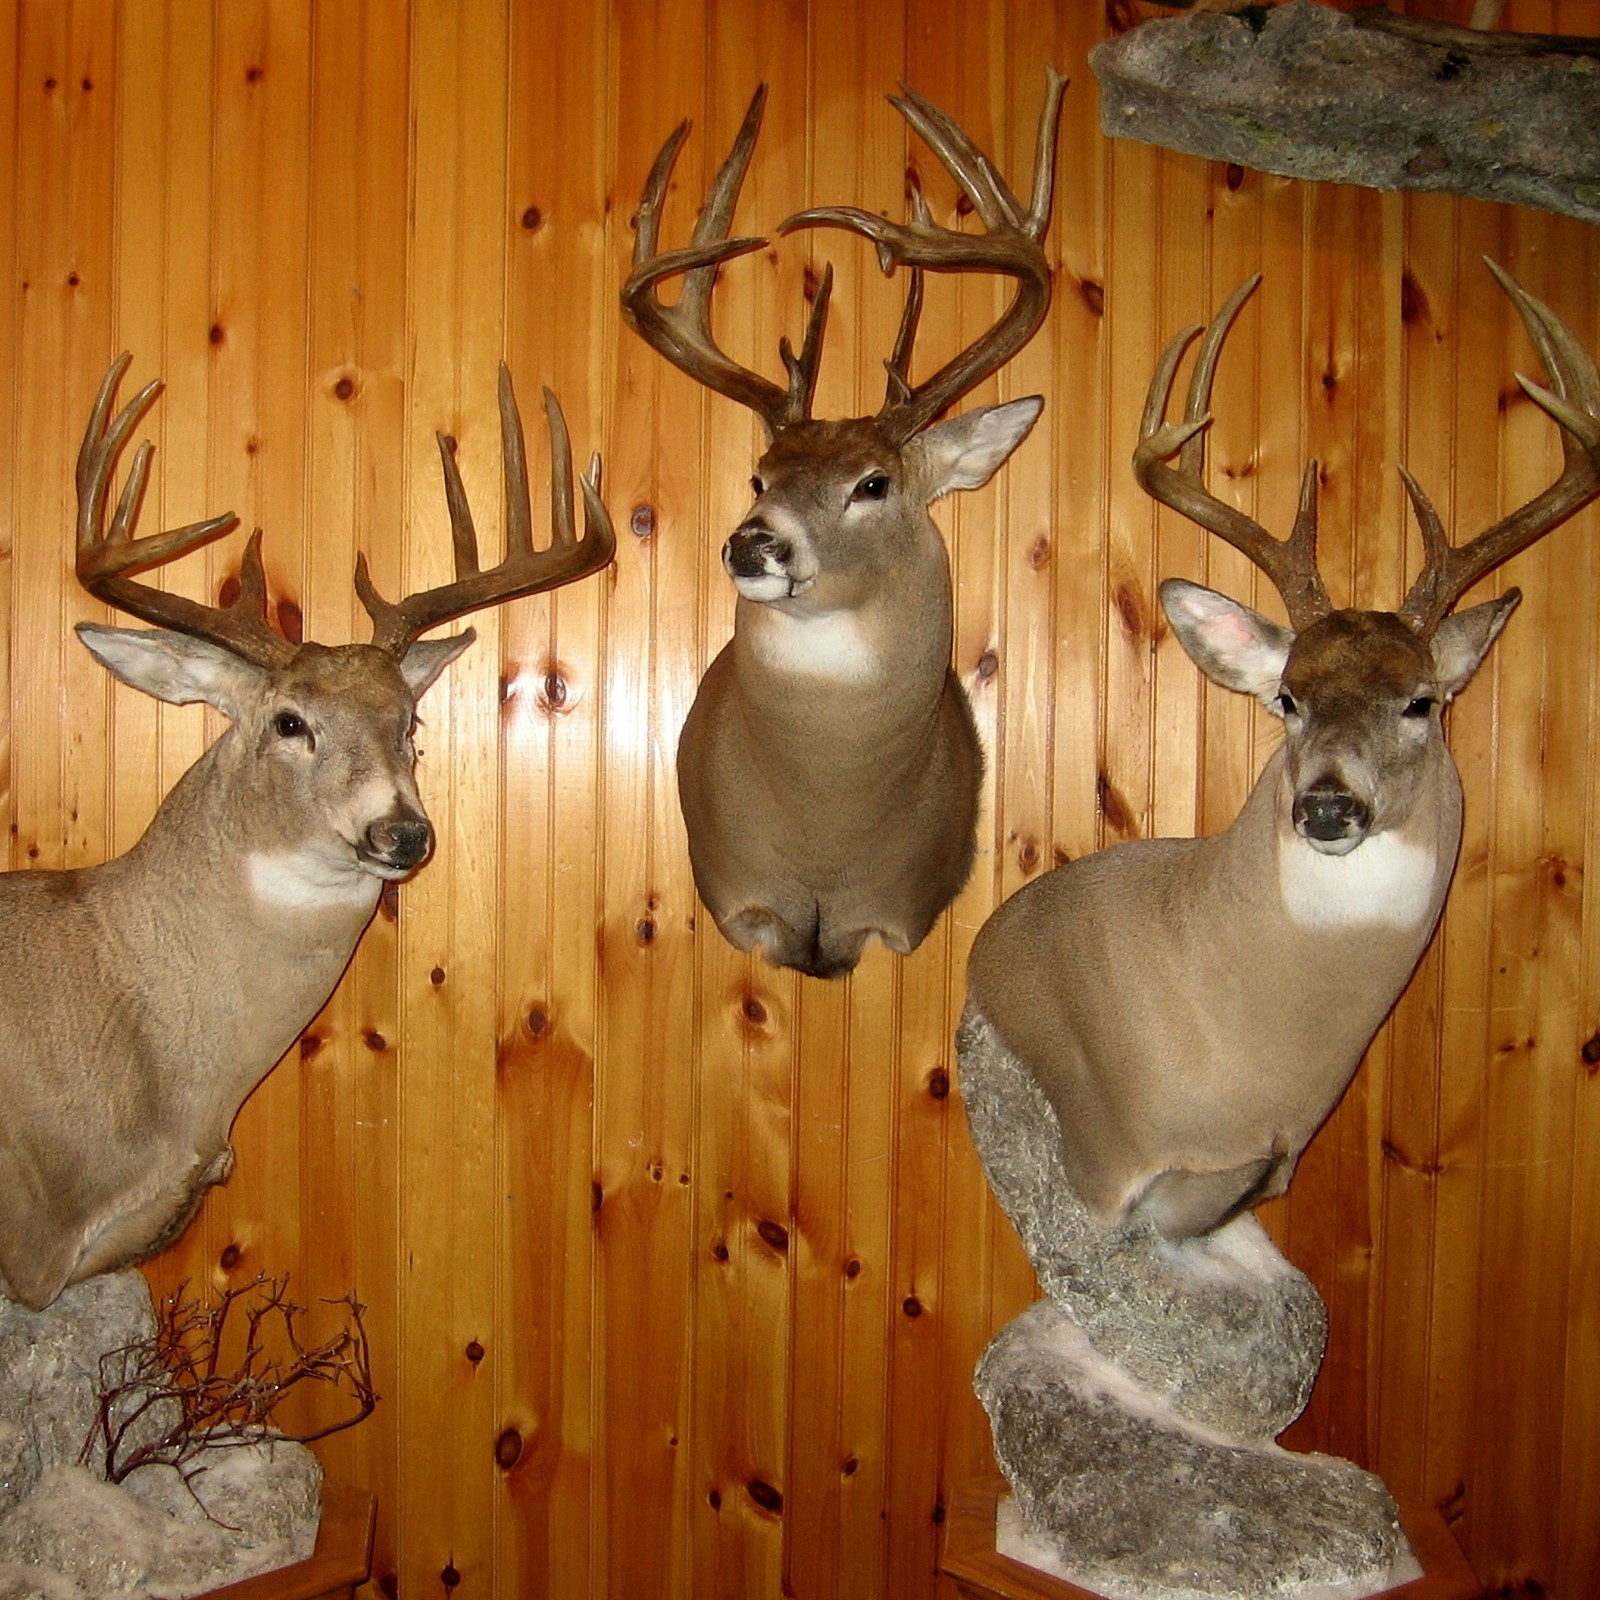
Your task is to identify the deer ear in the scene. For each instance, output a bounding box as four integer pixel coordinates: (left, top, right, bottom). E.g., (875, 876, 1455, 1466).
(399, 628, 476, 698)
(1159, 579, 1294, 704)
(908, 396, 1044, 502)
(75, 623, 269, 718)
(1430, 591, 1520, 701)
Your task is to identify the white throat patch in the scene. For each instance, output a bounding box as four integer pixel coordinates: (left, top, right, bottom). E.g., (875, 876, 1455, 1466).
(752, 609, 879, 683)
(1277, 830, 1437, 930)
(247, 848, 381, 912)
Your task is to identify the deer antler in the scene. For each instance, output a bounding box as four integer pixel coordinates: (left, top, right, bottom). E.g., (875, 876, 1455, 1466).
(76, 354, 290, 667)
(620, 86, 832, 435)
(780, 66, 1066, 443)
(1396, 259, 1600, 635)
(1134, 275, 1333, 632)
(357, 366, 616, 657)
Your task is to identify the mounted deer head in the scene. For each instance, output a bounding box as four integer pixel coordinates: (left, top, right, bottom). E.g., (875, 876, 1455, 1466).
(0, 356, 615, 1310)
(964, 260, 1599, 1240)
(623, 71, 1065, 978)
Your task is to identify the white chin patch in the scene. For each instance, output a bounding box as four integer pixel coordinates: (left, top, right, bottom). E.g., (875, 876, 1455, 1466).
(248, 848, 381, 911)
(732, 572, 796, 603)
(1301, 829, 1363, 857)
(1278, 830, 1436, 930)
(752, 608, 879, 682)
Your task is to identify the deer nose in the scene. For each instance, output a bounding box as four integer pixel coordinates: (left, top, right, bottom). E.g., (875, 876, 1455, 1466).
(366, 817, 433, 871)
(724, 526, 793, 578)
(1294, 789, 1369, 843)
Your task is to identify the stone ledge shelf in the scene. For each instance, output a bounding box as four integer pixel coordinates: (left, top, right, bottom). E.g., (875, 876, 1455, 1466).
(1090, 1, 1600, 223)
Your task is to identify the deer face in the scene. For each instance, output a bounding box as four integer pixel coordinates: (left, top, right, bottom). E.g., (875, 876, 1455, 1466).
(236, 641, 470, 880)
(728, 420, 909, 606)
(1161, 580, 1517, 856)
(726, 401, 1044, 612)
(1274, 612, 1462, 852)
(77, 625, 471, 894)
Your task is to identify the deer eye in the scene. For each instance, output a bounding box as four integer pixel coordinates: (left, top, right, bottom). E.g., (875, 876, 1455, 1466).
(852, 473, 891, 502)
(273, 710, 314, 748)
(1403, 696, 1436, 718)
(1277, 691, 1299, 717)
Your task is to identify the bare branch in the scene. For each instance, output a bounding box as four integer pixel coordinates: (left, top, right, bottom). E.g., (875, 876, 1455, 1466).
(81, 1276, 377, 1491)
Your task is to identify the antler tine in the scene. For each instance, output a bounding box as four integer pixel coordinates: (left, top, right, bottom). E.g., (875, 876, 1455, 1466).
(622, 86, 822, 433)
(774, 262, 834, 428)
(74, 354, 290, 666)
(1397, 259, 1600, 635)
(879, 181, 932, 411)
(359, 367, 616, 657)
(885, 268, 927, 410)
(889, 82, 1028, 236)
(1134, 276, 1332, 632)
(779, 65, 1066, 442)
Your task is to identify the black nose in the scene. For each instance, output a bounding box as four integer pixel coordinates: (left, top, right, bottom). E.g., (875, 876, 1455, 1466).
(1294, 789, 1369, 842)
(724, 526, 792, 578)
(367, 817, 432, 870)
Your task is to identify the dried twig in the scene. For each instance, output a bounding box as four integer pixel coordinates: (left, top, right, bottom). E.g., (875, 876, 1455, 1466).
(80, 1276, 377, 1488)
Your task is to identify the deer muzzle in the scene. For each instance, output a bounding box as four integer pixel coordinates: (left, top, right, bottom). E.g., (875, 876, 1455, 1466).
(723, 523, 809, 602)
(725, 525, 793, 575)
(1293, 785, 1371, 851)
(362, 816, 433, 875)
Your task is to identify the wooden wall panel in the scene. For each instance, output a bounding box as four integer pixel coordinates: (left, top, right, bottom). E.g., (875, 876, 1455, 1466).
(4, 3, 1599, 1597)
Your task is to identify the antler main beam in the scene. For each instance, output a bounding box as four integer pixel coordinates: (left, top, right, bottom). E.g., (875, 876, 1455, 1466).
(1396, 259, 1600, 634)
(75, 354, 288, 668)
(358, 366, 616, 657)
(781, 66, 1067, 442)
(621, 86, 832, 434)
(1134, 276, 1332, 632)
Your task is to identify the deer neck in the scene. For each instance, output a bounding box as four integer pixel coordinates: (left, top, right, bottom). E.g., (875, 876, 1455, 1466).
(117, 736, 380, 1026)
(730, 609, 954, 801)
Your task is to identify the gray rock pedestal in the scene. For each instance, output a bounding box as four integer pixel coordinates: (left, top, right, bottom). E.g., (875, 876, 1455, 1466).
(956, 1006, 1420, 1599)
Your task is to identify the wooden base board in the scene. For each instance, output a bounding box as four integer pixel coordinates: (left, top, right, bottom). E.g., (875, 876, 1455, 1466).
(941, 1476, 1482, 1600)
(202, 1483, 376, 1600)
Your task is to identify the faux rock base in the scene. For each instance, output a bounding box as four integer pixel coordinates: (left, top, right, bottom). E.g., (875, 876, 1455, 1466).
(956, 1009, 1327, 1441)
(0, 1273, 323, 1600)
(1090, 0, 1600, 225)
(978, 1301, 1418, 1600)
(956, 1005, 1418, 1599)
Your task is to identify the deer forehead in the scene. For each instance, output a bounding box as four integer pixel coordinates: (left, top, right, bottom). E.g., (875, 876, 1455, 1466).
(257, 643, 417, 724)
(1282, 610, 1435, 709)
(758, 418, 904, 490)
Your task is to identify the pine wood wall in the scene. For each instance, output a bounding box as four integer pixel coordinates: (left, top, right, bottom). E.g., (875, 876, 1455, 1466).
(3, 1, 1597, 1595)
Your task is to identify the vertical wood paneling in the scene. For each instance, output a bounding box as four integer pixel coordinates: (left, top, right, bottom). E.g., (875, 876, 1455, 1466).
(2, 5, 1599, 1598)
(0, 1, 14, 875)
(396, 6, 511, 1596)
(14, 1, 112, 881)
(497, 3, 611, 1595)
(600, 4, 707, 1593)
